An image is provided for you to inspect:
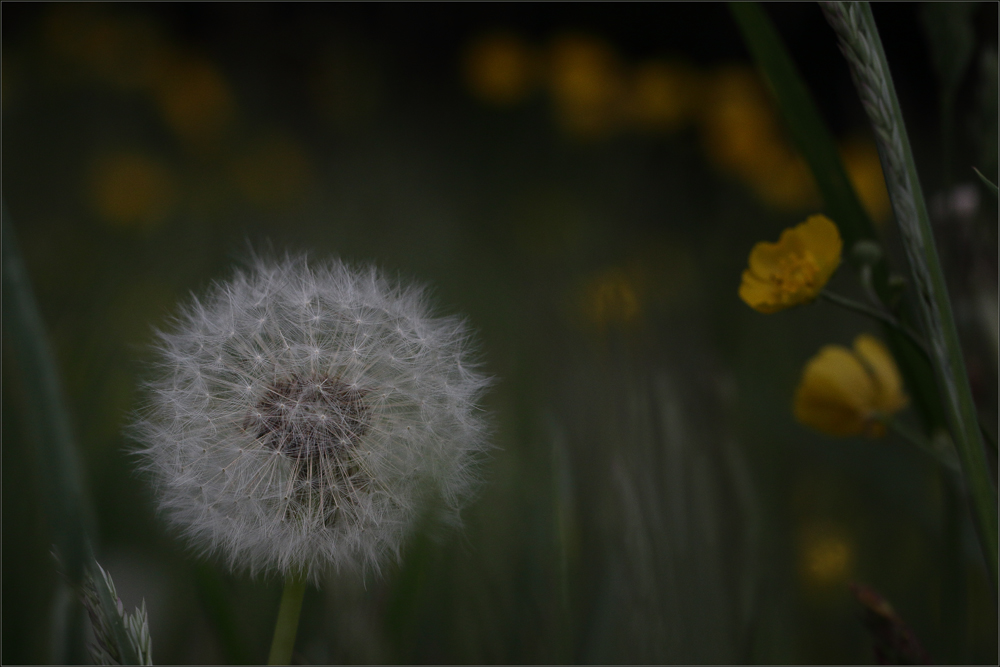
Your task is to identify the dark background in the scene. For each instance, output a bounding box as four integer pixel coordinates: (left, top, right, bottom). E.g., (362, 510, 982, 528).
(3, 2, 997, 664)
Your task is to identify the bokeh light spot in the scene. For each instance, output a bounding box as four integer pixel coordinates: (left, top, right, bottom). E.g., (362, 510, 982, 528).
(463, 32, 538, 106)
(87, 152, 176, 230)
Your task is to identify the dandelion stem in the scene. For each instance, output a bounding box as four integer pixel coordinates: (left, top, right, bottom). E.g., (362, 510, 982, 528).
(819, 290, 930, 359)
(267, 573, 307, 665)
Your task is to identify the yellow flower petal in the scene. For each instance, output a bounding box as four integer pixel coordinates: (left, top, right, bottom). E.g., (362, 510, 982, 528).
(794, 345, 874, 437)
(795, 214, 843, 282)
(852, 334, 908, 415)
(738, 269, 782, 314)
(746, 239, 786, 278)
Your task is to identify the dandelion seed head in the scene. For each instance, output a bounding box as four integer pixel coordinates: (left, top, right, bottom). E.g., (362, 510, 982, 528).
(132, 254, 492, 581)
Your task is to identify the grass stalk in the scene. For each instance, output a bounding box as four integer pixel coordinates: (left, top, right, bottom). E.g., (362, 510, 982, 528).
(820, 0, 998, 592)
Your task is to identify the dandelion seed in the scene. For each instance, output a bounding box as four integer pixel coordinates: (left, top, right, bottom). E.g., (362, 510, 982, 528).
(132, 254, 492, 581)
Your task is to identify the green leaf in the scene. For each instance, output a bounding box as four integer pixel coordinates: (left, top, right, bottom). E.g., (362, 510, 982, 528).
(919, 3, 977, 187)
(919, 3, 977, 95)
(728, 2, 874, 247)
(2, 201, 99, 662)
(1, 202, 95, 586)
(851, 1, 997, 592)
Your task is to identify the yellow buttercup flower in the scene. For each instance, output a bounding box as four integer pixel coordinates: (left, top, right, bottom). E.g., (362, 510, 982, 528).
(794, 334, 908, 437)
(739, 214, 842, 313)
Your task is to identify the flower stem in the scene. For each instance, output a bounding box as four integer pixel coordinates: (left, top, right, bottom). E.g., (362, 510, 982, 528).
(820, 290, 930, 360)
(267, 573, 307, 665)
(885, 418, 959, 473)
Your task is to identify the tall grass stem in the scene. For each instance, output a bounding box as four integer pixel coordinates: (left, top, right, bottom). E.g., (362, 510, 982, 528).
(820, 0, 998, 592)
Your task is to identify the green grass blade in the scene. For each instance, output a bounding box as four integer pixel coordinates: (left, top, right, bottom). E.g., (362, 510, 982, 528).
(973, 167, 999, 197)
(1, 202, 124, 664)
(728, 2, 873, 245)
(1, 201, 94, 587)
(2, 202, 143, 664)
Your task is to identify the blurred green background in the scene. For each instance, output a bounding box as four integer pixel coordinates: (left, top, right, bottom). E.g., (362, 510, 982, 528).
(2, 2, 997, 664)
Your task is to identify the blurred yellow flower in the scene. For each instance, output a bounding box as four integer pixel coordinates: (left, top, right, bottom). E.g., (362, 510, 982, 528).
(840, 136, 892, 226)
(43, 6, 166, 91)
(625, 59, 702, 132)
(88, 152, 176, 230)
(700, 65, 818, 211)
(547, 33, 624, 138)
(700, 66, 777, 173)
(582, 268, 641, 328)
(739, 214, 842, 313)
(794, 334, 908, 437)
(463, 32, 537, 106)
(151, 54, 235, 148)
(745, 145, 820, 211)
(798, 522, 854, 588)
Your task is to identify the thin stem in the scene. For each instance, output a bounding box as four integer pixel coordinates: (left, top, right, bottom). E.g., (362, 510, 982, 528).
(268, 573, 307, 665)
(820, 290, 931, 359)
(885, 418, 958, 473)
(973, 167, 999, 196)
(858, 264, 882, 309)
(940, 96, 954, 191)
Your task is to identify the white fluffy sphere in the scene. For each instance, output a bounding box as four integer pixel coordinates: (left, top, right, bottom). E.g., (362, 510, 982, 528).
(133, 255, 491, 580)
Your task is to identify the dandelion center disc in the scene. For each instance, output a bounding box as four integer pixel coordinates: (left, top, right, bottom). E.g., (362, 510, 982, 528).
(248, 375, 370, 461)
